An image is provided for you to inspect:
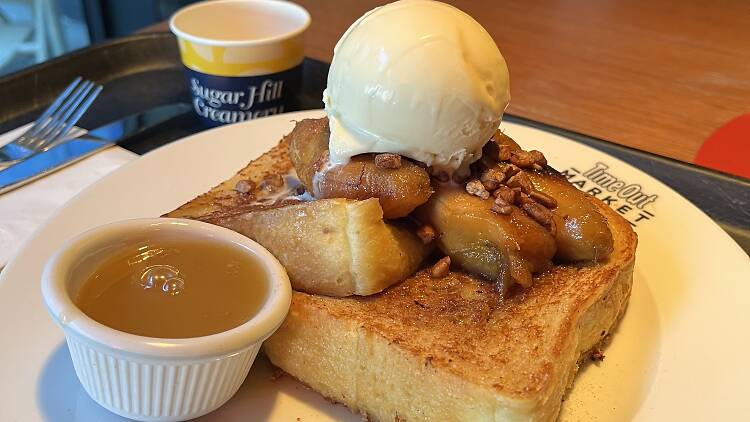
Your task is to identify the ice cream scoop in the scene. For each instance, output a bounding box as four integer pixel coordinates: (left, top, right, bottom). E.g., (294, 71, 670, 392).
(323, 0, 510, 174)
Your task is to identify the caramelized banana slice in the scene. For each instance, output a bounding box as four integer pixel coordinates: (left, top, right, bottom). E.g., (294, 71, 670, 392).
(527, 168, 614, 262)
(288, 118, 433, 219)
(482, 131, 614, 262)
(418, 186, 556, 291)
(287, 118, 329, 190)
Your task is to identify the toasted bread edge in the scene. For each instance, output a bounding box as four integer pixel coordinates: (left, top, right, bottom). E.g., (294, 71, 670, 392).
(263, 200, 637, 421)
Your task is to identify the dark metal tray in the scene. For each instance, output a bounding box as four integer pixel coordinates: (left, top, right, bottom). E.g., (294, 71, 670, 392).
(0, 33, 747, 254)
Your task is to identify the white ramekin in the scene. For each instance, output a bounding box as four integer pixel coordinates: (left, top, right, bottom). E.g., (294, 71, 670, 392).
(41, 218, 292, 421)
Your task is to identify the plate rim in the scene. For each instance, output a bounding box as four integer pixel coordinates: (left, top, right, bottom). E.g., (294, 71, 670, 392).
(2, 110, 748, 421)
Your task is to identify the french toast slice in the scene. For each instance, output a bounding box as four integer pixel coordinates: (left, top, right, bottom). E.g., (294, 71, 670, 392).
(167, 123, 636, 420)
(165, 138, 429, 296)
(167, 134, 295, 221)
(263, 200, 636, 421)
(204, 198, 428, 296)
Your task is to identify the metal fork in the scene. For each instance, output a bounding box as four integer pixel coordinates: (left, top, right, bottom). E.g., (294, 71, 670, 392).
(0, 77, 103, 164)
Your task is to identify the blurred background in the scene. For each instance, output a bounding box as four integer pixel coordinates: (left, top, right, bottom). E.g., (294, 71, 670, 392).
(0, 0, 196, 76)
(0, 0, 747, 180)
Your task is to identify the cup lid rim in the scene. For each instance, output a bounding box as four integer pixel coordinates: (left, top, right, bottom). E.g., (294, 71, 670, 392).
(169, 0, 311, 47)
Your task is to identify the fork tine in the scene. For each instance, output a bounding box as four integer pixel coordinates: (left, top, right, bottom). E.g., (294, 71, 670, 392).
(27, 81, 94, 150)
(26, 80, 92, 143)
(38, 85, 103, 149)
(23, 77, 82, 138)
(35, 81, 95, 147)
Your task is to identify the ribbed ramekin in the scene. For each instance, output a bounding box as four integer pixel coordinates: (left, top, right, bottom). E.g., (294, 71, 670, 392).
(41, 218, 292, 421)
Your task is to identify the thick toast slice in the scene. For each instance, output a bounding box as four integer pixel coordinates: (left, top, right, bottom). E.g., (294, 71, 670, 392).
(167, 135, 295, 221)
(168, 126, 637, 420)
(165, 138, 429, 296)
(263, 201, 636, 421)
(205, 198, 428, 296)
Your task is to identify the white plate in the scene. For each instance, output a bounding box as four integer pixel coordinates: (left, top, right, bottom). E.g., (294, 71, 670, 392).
(1, 110, 748, 421)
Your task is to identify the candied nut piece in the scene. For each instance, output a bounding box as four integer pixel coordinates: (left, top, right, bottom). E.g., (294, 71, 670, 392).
(260, 174, 284, 192)
(529, 190, 558, 209)
(480, 167, 505, 191)
(374, 153, 402, 169)
(497, 162, 521, 177)
(498, 144, 512, 161)
(493, 185, 517, 204)
(510, 150, 536, 168)
(522, 201, 557, 234)
(234, 179, 255, 194)
(416, 224, 438, 244)
(491, 197, 513, 215)
(529, 150, 547, 166)
(430, 256, 451, 278)
(491, 131, 522, 150)
(482, 138, 512, 163)
(465, 179, 490, 200)
(506, 172, 533, 193)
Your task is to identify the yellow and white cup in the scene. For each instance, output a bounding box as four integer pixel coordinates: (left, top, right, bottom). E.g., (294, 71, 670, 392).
(170, 0, 310, 127)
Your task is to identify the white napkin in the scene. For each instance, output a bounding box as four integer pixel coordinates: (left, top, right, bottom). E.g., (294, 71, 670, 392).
(0, 125, 137, 269)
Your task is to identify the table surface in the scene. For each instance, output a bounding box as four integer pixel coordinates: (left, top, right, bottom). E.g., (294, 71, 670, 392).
(149, 0, 750, 168)
(0, 32, 746, 253)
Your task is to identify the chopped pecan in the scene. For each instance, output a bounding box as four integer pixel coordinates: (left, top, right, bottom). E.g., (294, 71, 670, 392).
(480, 167, 505, 191)
(529, 190, 558, 209)
(416, 224, 438, 244)
(430, 256, 451, 278)
(234, 179, 255, 194)
(522, 201, 557, 234)
(529, 150, 547, 166)
(510, 150, 536, 168)
(498, 144, 512, 161)
(506, 172, 533, 193)
(485, 138, 512, 162)
(374, 153, 402, 169)
(493, 185, 517, 204)
(491, 197, 513, 215)
(497, 162, 521, 177)
(482, 138, 504, 163)
(466, 179, 490, 199)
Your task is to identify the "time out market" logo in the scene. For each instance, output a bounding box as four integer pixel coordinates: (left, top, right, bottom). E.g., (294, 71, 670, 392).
(560, 162, 657, 227)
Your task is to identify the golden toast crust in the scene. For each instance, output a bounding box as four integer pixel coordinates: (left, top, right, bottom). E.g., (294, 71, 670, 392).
(167, 131, 294, 221)
(166, 124, 638, 420)
(264, 201, 636, 421)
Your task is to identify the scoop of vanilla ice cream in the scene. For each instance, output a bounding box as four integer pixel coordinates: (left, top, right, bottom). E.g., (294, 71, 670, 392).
(323, 0, 510, 174)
